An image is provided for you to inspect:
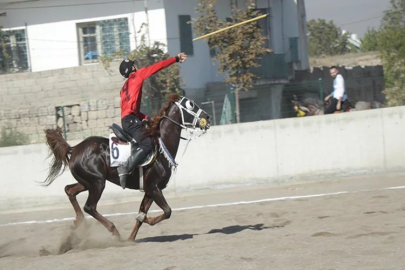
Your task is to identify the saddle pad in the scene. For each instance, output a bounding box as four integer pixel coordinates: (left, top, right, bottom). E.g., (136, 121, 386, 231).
(109, 133, 131, 167)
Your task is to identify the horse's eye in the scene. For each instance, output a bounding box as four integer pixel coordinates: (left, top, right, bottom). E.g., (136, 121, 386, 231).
(186, 100, 194, 110)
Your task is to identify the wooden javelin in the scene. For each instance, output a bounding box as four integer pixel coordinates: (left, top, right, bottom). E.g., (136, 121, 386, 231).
(192, 13, 269, 41)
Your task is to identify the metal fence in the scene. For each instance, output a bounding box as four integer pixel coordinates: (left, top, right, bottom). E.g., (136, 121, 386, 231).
(140, 74, 386, 126)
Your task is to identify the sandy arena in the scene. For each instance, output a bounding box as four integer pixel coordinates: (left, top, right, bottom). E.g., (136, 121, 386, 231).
(1, 172, 405, 270)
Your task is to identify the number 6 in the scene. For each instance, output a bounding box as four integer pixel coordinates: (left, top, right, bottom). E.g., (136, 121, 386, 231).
(111, 143, 119, 159)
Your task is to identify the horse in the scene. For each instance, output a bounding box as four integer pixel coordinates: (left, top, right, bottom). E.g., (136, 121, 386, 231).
(292, 95, 383, 117)
(42, 94, 212, 242)
(292, 95, 325, 116)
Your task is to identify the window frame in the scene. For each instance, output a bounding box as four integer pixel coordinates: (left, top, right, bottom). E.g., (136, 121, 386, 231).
(77, 22, 101, 65)
(0, 28, 29, 73)
(254, 8, 272, 50)
(76, 17, 130, 66)
(178, 15, 194, 56)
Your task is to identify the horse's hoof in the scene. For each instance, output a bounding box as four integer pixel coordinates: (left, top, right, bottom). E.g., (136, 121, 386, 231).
(126, 238, 135, 243)
(112, 233, 121, 241)
(71, 219, 86, 230)
(70, 222, 80, 230)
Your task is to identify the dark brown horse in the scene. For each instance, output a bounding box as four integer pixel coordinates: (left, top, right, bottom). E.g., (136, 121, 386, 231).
(43, 94, 211, 241)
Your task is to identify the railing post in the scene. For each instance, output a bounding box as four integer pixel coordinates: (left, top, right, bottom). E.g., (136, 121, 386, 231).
(318, 78, 323, 101)
(227, 84, 237, 124)
(201, 101, 216, 126)
(61, 106, 67, 140)
(145, 95, 150, 116)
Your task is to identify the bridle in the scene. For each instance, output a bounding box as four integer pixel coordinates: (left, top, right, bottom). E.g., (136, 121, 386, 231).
(161, 96, 210, 132)
(160, 96, 210, 156)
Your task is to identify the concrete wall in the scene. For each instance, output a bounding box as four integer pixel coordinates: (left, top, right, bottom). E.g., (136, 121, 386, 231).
(1, 106, 404, 212)
(175, 106, 405, 187)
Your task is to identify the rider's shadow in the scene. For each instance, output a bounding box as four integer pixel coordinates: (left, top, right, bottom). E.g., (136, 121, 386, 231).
(135, 223, 284, 243)
(206, 223, 273, 235)
(136, 233, 197, 243)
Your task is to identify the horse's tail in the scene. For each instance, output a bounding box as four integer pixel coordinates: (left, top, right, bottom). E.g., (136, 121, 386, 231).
(42, 127, 73, 186)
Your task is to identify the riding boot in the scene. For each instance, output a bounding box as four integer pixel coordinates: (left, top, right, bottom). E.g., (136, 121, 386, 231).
(118, 145, 147, 189)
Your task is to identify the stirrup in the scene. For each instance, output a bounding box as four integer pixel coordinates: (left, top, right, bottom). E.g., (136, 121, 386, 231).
(119, 170, 130, 189)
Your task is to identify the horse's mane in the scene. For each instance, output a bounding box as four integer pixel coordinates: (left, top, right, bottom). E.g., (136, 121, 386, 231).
(143, 93, 180, 141)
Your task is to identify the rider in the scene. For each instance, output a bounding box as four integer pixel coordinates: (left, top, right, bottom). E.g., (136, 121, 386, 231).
(117, 52, 187, 189)
(324, 66, 348, 114)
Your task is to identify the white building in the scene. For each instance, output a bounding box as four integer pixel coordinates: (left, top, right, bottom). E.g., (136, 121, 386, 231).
(0, 0, 309, 92)
(342, 30, 362, 52)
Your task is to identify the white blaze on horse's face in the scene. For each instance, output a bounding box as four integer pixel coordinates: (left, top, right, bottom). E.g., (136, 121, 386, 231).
(175, 97, 211, 130)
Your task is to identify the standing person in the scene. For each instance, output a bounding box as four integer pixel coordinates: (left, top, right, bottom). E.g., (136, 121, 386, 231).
(324, 66, 347, 114)
(117, 53, 187, 189)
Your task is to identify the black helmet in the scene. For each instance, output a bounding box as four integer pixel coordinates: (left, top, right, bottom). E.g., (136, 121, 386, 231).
(119, 59, 135, 78)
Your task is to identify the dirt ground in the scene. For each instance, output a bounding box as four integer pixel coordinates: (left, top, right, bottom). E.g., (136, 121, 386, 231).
(1, 171, 405, 270)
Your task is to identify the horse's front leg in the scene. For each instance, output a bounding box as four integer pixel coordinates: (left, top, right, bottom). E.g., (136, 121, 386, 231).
(127, 193, 153, 242)
(142, 188, 172, 226)
(64, 183, 87, 229)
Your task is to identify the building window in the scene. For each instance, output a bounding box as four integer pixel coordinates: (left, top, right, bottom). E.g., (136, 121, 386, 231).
(209, 47, 217, 57)
(254, 8, 271, 49)
(77, 18, 130, 65)
(0, 29, 29, 73)
(178, 15, 194, 55)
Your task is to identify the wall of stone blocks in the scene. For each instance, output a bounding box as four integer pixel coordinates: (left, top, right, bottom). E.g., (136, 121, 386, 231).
(0, 61, 126, 144)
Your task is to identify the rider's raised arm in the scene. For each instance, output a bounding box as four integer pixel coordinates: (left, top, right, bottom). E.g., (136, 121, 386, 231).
(136, 56, 180, 80)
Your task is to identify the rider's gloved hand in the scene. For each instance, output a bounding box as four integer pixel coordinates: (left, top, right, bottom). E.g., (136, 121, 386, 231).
(142, 118, 150, 128)
(176, 53, 187, 63)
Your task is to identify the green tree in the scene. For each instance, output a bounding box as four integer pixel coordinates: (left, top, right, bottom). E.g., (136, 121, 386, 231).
(101, 23, 184, 115)
(307, 19, 349, 56)
(0, 26, 12, 73)
(360, 28, 379, 52)
(0, 123, 29, 147)
(383, 85, 405, 107)
(191, 0, 272, 123)
(378, 0, 405, 106)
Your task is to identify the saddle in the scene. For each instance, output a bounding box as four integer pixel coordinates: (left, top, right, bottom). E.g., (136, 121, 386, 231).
(110, 123, 134, 144)
(109, 123, 157, 168)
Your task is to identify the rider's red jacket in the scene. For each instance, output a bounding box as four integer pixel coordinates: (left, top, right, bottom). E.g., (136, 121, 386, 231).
(120, 57, 178, 120)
